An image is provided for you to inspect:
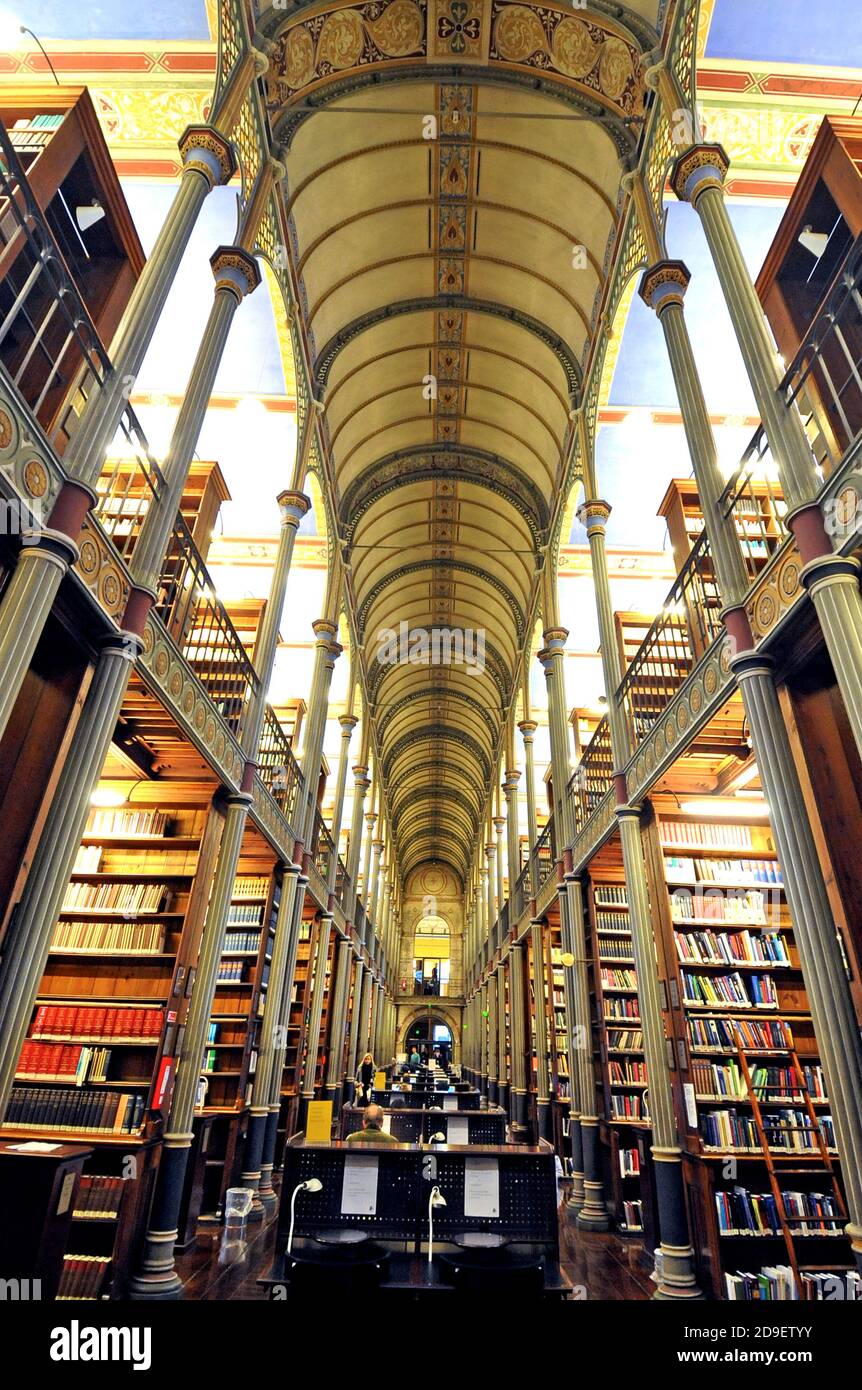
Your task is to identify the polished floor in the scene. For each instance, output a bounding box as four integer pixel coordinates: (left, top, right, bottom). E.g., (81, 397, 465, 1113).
(173, 1190, 654, 1301)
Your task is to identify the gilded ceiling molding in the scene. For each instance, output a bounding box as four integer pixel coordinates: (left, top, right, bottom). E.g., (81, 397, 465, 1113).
(357, 558, 527, 640)
(313, 295, 582, 393)
(377, 684, 499, 739)
(366, 627, 511, 700)
(339, 446, 549, 544)
(382, 723, 493, 780)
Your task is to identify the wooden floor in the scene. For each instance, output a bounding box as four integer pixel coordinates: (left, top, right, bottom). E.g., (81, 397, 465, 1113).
(174, 1195, 654, 1301)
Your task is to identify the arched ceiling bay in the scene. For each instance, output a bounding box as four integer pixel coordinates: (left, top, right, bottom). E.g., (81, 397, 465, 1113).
(263, 0, 656, 882)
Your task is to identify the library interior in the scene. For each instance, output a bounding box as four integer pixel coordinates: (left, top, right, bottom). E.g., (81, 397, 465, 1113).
(3, 0, 862, 1313)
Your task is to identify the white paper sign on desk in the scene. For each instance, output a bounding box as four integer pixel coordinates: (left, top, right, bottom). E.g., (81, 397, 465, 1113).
(341, 1154, 378, 1215)
(447, 1116, 469, 1144)
(443, 1095, 457, 1110)
(381, 1114, 392, 1134)
(464, 1156, 500, 1218)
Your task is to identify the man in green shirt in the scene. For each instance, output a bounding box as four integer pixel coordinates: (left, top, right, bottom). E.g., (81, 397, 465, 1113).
(345, 1104, 400, 1144)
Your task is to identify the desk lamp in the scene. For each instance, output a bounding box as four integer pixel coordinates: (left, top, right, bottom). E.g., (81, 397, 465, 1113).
(427, 1185, 447, 1264)
(427, 1132, 446, 1146)
(287, 1177, 323, 1254)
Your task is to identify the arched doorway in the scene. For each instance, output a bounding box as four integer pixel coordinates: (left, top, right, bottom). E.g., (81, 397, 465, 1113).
(411, 914, 450, 995)
(405, 1012, 453, 1067)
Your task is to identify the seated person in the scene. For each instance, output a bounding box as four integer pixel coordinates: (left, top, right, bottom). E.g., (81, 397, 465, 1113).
(345, 1104, 400, 1144)
(392, 1076, 411, 1091)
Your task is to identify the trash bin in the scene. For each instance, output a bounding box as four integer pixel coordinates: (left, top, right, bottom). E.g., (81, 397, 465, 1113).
(219, 1186, 254, 1266)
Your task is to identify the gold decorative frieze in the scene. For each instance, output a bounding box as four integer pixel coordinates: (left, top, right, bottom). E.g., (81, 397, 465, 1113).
(745, 539, 804, 643)
(73, 516, 132, 624)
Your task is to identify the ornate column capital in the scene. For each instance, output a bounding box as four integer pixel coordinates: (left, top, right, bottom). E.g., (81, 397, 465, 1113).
(518, 718, 537, 738)
(178, 125, 237, 188)
(503, 769, 521, 792)
(210, 245, 262, 301)
(277, 490, 312, 528)
(576, 499, 612, 534)
(670, 143, 730, 206)
(492, 816, 506, 833)
(639, 259, 691, 315)
(339, 714, 359, 734)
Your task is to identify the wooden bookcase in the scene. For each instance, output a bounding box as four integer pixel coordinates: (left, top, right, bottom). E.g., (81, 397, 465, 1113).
(546, 918, 572, 1160)
(2, 781, 222, 1297)
(196, 837, 280, 1220)
(0, 86, 143, 447)
(274, 907, 315, 1163)
(645, 795, 853, 1299)
(658, 478, 787, 580)
(584, 844, 652, 1238)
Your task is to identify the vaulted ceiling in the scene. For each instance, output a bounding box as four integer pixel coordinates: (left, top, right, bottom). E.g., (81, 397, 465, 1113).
(261, 0, 662, 883)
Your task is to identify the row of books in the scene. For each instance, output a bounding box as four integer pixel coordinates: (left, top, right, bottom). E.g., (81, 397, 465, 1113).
(662, 821, 755, 849)
(5, 1086, 146, 1133)
(609, 1060, 647, 1083)
(216, 960, 246, 983)
(224, 929, 262, 953)
(601, 967, 638, 990)
(725, 1266, 860, 1300)
(692, 1058, 826, 1102)
(598, 942, 635, 962)
(16, 1042, 115, 1084)
(681, 970, 778, 1009)
(85, 808, 170, 838)
(73, 845, 103, 873)
(51, 919, 166, 955)
(673, 930, 790, 966)
(666, 856, 781, 886)
(596, 913, 630, 932)
(619, 1146, 640, 1177)
(670, 890, 777, 924)
(73, 1175, 126, 1219)
(610, 1093, 648, 1120)
(226, 904, 264, 926)
(620, 1199, 643, 1231)
(594, 885, 627, 906)
(233, 876, 268, 901)
(57, 1255, 111, 1301)
(31, 1005, 163, 1043)
(62, 882, 167, 914)
(700, 1107, 835, 1152)
(608, 1029, 644, 1051)
(715, 1186, 843, 1237)
(687, 1016, 792, 1052)
(604, 998, 641, 1020)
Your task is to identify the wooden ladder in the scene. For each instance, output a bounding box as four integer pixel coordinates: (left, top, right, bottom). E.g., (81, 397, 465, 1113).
(732, 1029, 847, 1297)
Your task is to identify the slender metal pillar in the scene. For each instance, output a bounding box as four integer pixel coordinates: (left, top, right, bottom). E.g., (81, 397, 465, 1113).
(564, 879, 607, 1226)
(487, 968, 499, 1105)
(298, 914, 333, 1127)
(496, 963, 509, 1112)
(323, 937, 353, 1115)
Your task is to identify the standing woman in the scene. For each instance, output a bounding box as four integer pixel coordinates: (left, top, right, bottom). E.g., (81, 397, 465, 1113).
(357, 1052, 375, 1106)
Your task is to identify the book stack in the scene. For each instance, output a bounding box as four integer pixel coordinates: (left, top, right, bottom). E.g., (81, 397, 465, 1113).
(5, 1087, 146, 1133)
(30, 1004, 163, 1043)
(62, 881, 166, 913)
(52, 919, 166, 954)
(73, 1176, 125, 1220)
(715, 1186, 843, 1237)
(85, 808, 170, 838)
(57, 1254, 111, 1300)
(724, 1266, 860, 1300)
(16, 1042, 114, 1084)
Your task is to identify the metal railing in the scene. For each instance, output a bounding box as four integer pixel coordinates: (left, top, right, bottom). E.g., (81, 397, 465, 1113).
(510, 858, 530, 924)
(257, 703, 304, 825)
(617, 531, 723, 743)
(335, 855, 350, 908)
(92, 454, 168, 566)
(154, 512, 260, 737)
(719, 429, 789, 586)
(568, 717, 613, 836)
(310, 807, 335, 886)
(531, 816, 556, 896)
(0, 120, 157, 477)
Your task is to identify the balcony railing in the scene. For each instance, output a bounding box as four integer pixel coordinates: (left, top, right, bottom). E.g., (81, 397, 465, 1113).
(719, 431, 789, 587)
(310, 807, 335, 887)
(155, 512, 259, 737)
(568, 717, 613, 836)
(257, 703, 303, 825)
(335, 855, 350, 909)
(617, 531, 723, 743)
(531, 816, 556, 896)
(510, 858, 530, 924)
(0, 120, 156, 477)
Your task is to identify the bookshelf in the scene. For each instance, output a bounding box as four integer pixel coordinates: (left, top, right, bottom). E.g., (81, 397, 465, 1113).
(274, 906, 315, 1164)
(657, 478, 786, 579)
(648, 797, 854, 1299)
(3, 783, 220, 1296)
(547, 916, 572, 1161)
(584, 846, 653, 1242)
(197, 842, 280, 1220)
